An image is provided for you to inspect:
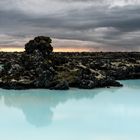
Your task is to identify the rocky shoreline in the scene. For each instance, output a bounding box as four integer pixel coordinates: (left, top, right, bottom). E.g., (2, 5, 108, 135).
(0, 36, 140, 90)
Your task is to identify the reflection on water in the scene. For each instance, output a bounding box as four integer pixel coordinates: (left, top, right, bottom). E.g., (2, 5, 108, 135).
(0, 89, 99, 127)
(0, 80, 140, 140)
(0, 88, 119, 127)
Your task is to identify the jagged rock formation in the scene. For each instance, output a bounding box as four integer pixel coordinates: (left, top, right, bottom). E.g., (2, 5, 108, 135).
(25, 36, 53, 56)
(0, 36, 55, 89)
(0, 36, 140, 90)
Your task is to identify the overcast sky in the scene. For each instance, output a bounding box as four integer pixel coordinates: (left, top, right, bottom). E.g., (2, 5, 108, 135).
(0, 0, 140, 51)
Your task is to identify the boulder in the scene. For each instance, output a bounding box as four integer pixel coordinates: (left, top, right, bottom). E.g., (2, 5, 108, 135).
(78, 79, 96, 89)
(99, 77, 123, 87)
(50, 81, 69, 90)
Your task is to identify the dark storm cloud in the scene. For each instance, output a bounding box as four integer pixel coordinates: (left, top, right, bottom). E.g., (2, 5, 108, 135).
(0, 0, 140, 51)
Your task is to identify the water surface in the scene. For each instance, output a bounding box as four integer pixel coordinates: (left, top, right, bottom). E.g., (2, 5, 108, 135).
(0, 80, 140, 140)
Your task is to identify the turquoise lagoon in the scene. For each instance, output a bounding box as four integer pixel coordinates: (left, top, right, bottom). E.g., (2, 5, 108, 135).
(0, 80, 140, 140)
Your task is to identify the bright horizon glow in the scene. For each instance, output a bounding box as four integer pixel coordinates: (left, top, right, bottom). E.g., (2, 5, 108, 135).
(0, 46, 98, 52)
(0, 47, 24, 52)
(0, 47, 94, 52)
(0, 47, 138, 52)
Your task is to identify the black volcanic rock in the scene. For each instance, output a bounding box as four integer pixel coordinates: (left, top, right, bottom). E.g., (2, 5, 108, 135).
(50, 81, 69, 90)
(0, 36, 56, 89)
(0, 37, 140, 90)
(78, 79, 96, 89)
(25, 36, 53, 56)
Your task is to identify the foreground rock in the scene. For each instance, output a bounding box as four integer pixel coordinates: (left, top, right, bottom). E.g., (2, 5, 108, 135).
(0, 36, 140, 90)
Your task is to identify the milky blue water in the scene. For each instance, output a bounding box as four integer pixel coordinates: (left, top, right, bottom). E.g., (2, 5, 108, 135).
(0, 80, 140, 140)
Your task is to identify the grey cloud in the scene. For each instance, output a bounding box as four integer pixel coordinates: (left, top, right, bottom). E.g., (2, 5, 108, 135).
(0, 0, 140, 51)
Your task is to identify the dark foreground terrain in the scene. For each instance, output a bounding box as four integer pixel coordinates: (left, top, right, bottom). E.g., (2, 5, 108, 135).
(0, 36, 140, 90)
